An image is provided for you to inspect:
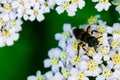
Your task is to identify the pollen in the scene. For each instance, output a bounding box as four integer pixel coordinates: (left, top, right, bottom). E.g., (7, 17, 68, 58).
(113, 53, 120, 64)
(87, 47, 96, 56)
(98, 45, 109, 56)
(77, 71, 84, 80)
(62, 69, 71, 78)
(71, 0, 78, 4)
(9, 21, 16, 27)
(88, 60, 98, 71)
(111, 40, 119, 49)
(50, 58, 59, 65)
(0, 18, 4, 24)
(63, 2, 69, 9)
(100, 0, 108, 3)
(113, 30, 120, 35)
(35, 0, 39, 2)
(97, 25, 106, 33)
(4, 3, 12, 11)
(4, 30, 10, 37)
(19, 0, 24, 5)
(62, 32, 69, 39)
(87, 16, 97, 25)
(72, 41, 78, 51)
(22, 9, 26, 14)
(102, 69, 112, 78)
(34, 10, 39, 16)
(73, 55, 80, 65)
(60, 51, 67, 60)
(37, 76, 45, 80)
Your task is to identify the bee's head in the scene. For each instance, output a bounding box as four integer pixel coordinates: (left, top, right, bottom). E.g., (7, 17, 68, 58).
(88, 37, 99, 47)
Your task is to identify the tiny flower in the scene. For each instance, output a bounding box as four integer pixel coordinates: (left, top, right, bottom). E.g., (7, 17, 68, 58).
(96, 65, 113, 80)
(45, 71, 64, 80)
(27, 71, 45, 80)
(87, 15, 100, 25)
(69, 68, 89, 80)
(112, 0, 120, 14)
(61, 68, 71, 79)
(92, 0, 111, 12)
(55, 0, 85, 16)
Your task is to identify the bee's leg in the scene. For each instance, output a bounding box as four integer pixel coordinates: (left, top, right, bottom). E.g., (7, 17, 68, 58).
(77, 42, 83, 56)
(87, 26, 91, 34)
(91, 30, 102, 34)
(93, 46, 97, 53)
(97, 36, 102, 39)
(82, 44, 88, 53)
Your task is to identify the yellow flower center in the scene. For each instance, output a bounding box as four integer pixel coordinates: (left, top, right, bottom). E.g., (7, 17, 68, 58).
(62, 32, 69, 39)
(19, 0, 24, 5)
(77, 71, 84, 80)
(37, 76, 45, 80)
(113, 53, 120, 64)
(50, 58, 59, 65)
(4, 30, 10, 37)
(62, 69, 70, 78)
(87, 47, 96, 56)
(97, 25, 106, 33)
(111, 40, 119, 49)
(113, 30, 120, 35)
(87, 16, 97, 25)
(72, 41, 79, 51)
(22, 9, 26, 14)
(35, 0, 39, 2)
(34, 10, 39, 16)
(60, 52, 67, 60)
(88, 60, 98, 70)
(63, 2, 69, 9)
(0, 18, 4, 24)
(102, 69, 112, 78)
(100, 0, 108, 3)
(4, 3, 12, 11)
(9, 21, 16, 27)
(71, 0, 78, 4)
(99, 45, 109, 56)
(73, 55, 80, 65)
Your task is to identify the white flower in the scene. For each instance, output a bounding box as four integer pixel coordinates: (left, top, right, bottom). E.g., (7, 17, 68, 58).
(92, 0, 111, 12)
(44, 48, 63, 73)
(97, 45, 110, 61)
(96, 65, 113, 80)
(45, 71, 64, 80)
(85, 55, 102, 76)
(55, 0, 85, 16)
(112, 23, 120, 39)
(27, 71, 45, 80)
(112, 0, 120, 14)
(28, 6, 45, 22)
(68, 68, 89, 80)
(55, 24, 72, 50)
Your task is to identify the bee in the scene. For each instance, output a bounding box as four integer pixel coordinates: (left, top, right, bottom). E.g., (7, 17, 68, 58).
(73, 26, 102, 56)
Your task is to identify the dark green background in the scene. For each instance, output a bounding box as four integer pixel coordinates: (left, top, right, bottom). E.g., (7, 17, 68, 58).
(0, 1, 120, 80)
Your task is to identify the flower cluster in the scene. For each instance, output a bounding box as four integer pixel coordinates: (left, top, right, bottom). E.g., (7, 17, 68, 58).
(0, 0, 119, 47)
(0, 0, 22, 47)
(27, 16, 120, 80)
(92, 0, 120, 16)
(55, 0, 85, 16)
(0, 0, 55, 47)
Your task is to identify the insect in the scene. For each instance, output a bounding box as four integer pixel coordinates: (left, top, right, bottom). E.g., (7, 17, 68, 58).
(73, 26, 102, 56)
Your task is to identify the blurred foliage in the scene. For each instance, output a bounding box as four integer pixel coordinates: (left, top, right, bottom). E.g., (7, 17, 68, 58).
(0, 0, 120, 80)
